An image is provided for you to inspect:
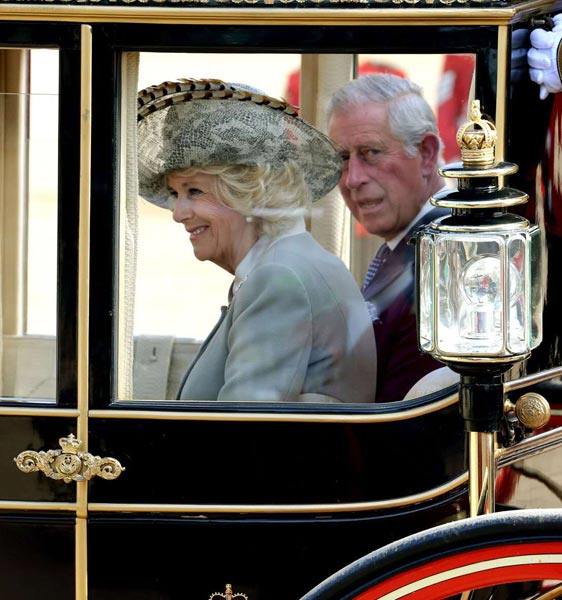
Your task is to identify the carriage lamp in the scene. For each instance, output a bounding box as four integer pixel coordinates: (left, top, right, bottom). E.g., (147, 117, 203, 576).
(416, 100, 544, 434)
(415, 100, 544, 515)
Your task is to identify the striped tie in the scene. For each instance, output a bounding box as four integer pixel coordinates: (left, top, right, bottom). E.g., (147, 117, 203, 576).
(362, 243, 390, 292)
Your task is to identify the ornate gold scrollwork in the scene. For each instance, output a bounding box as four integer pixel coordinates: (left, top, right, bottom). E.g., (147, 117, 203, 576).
(209, 584, 249, 600)
(14, 434, 125, 483)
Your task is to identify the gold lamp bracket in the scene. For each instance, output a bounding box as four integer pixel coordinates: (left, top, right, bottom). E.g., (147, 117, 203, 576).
(14, 434, 125, 483)
(209, 584, 249, 600)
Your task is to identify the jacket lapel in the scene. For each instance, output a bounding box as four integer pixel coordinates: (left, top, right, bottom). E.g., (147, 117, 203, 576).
(176, 303, 230, 399)
(362, 207, 448, 303)
(363, 242, 409, 301)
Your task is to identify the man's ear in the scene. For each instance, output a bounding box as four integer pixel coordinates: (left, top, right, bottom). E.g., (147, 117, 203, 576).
(418, 133, 441, 177)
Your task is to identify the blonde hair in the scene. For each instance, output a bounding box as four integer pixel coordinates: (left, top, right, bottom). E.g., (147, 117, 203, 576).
(170, 162, 311, 238)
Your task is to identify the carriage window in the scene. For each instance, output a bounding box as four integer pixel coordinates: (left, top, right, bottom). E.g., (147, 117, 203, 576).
(121, 52, 474, 404)
(0, 48, 58, 401)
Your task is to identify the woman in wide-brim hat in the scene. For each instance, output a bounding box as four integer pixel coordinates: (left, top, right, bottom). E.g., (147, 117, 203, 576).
(138, 78, 376, 403)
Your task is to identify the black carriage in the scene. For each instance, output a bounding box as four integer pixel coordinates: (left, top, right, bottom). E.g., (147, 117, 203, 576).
(0, 0, 560, 598)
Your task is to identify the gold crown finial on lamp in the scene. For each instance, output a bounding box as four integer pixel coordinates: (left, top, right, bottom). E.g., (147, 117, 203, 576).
(456, 100, 497, 169)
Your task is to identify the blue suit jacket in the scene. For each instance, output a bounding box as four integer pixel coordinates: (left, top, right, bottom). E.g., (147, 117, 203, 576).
(178, 232, 377, 403)
(362, 207, 447, 402)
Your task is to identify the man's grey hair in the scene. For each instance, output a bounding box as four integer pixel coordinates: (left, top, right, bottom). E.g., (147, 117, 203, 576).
(327, 74, 442, 158)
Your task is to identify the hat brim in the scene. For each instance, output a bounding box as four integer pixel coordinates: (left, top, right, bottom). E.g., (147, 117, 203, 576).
(137, 80, 342, 207)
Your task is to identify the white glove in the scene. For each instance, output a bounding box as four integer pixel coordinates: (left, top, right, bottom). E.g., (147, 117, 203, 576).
(528, 14, 562, 99)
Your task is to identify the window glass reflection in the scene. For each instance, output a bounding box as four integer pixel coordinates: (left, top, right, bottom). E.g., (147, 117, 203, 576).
(27, 49, 58, 336)
(124, 52, 473, 405)
(1, 48, 58, 401)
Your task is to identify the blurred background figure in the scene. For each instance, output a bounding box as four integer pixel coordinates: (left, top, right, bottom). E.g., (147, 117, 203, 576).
(436, 54, 475, 163)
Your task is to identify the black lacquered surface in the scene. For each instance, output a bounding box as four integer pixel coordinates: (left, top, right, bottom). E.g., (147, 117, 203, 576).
(0, 417, 77, 502)
(88, 496, 466, 600)
(88, 402, 465, 504)
(0, 514, 74, 600)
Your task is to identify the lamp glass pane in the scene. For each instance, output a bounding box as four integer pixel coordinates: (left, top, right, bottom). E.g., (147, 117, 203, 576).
(529, 225, 544, 349)
(418, 235, 434, 351)
(506, 236, 527, 354)
(436, 235, 503, 355)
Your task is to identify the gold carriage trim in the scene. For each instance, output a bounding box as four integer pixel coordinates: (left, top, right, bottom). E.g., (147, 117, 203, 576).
(14, 434, 125, 483)
(0, 0, 503, 5)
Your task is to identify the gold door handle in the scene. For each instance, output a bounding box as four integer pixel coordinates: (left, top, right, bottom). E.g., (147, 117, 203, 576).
(14, 434, 125, 483)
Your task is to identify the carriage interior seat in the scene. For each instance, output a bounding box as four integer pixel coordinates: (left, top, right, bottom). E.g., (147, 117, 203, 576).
(4, 334, 462, 403)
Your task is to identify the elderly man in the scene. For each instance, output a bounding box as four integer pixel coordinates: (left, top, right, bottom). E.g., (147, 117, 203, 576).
(328, 74, 447, 402)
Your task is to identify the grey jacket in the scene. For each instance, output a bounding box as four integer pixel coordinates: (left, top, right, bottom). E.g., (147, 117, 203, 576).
(177, 232, 377, 403)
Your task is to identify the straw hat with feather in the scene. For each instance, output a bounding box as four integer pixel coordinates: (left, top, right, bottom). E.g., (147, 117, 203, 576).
(137, 78, 342, 208)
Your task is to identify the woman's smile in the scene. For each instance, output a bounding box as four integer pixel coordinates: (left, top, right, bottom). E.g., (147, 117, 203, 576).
(188, 225, 209, 238)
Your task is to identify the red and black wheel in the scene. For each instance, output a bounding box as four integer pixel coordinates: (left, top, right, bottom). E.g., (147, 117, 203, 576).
(301, 509, 562, 600)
